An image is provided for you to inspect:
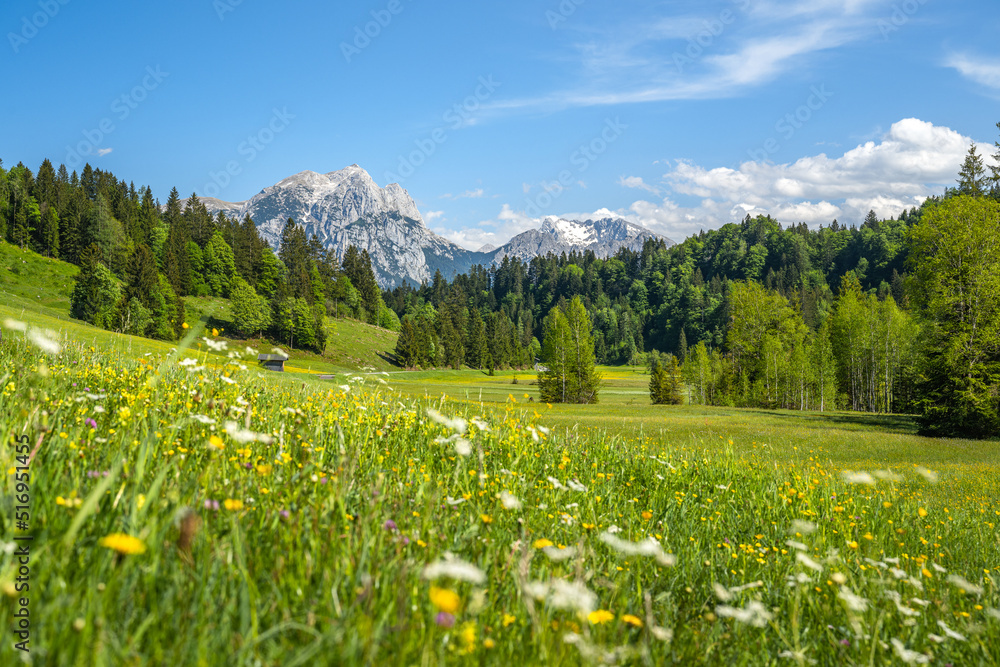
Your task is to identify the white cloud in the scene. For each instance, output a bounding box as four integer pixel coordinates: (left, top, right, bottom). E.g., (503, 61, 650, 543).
(623, 118, 992, 240)
(945, 52, 1000, 91)
(436, 119, 994, 249)
(441, 188, 485, 200)
(423, 210, 445, 223)
(619, 175, 660, 195)
(481, 0, 886, 117)
(96, 148, 113, 157)
(436, 204, 541, 251)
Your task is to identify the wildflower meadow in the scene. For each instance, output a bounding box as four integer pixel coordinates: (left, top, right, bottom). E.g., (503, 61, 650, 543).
(1, 320, 999, 665)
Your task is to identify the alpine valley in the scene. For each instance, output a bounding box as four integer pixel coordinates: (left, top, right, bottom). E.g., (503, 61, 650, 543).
(199, 165, 672, 287)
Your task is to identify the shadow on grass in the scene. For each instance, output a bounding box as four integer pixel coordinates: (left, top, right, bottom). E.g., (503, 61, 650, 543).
(377, 351, 401, 368)
(739, 409, 920, 435)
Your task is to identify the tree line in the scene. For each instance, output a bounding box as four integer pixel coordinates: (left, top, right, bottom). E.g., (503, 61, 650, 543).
(389, 127, 1000, 438)
(0, 158, 394, 352)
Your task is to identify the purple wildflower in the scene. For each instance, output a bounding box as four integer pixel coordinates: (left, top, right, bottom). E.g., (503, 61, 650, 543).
(435, 612, 455, 628)
(384, 519, 398, 532)
(280, 510, 290, 519)
(85, 418, 97, 429)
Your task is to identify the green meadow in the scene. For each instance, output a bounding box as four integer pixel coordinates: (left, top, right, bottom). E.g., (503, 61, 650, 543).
(1, 240, 999, 665)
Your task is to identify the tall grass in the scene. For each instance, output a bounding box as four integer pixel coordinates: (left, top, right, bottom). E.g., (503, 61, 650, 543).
(0, 322, 998, 665)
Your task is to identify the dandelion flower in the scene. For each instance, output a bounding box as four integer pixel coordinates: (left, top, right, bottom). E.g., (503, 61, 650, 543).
(917, 507, 928, 518)
(209, 435, 225, 450)
(99, 533, 146, 555)
(621, 614, 643, 628)
(587, 610, 614, 625)
(429, 586, 461, 614)
(533, 538, 555, 549)
(223, 499, 244, 511)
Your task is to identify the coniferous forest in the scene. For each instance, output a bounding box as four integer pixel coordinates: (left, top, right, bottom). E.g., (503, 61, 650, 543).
(0, 158, 392, 354)
(2, 125, 999, 438)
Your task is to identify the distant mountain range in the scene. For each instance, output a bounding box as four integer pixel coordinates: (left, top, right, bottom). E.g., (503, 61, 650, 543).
(201, 166, 673, 287)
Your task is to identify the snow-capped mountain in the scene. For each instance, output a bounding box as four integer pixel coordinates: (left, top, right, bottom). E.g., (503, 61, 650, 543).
(203, 166, 473, 288)
(201, 166, 672, 287)
(492, 216, 664, 262)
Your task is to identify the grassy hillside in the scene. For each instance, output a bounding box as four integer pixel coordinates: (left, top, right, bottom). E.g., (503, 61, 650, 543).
(0, 240, 399, 374)
(0, 242, 78, 319)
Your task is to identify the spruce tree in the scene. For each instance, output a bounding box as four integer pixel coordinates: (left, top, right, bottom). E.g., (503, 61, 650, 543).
(957, 142, 987, 197)
(395, 318, 420, 368)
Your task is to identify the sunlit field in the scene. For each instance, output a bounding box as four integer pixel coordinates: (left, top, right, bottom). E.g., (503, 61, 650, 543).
(1, 320, 999, 665)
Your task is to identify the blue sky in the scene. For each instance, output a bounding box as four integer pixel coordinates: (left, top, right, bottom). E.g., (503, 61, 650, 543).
(2, 0, 998, 248)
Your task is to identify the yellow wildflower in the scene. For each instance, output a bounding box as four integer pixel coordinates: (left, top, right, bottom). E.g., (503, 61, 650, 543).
(622, 614, 643, 628)
(429, 586, 460, 614)
(99, 533, 146, 555)
(587, 610, 614, 625)
(533, 538, 554, 549)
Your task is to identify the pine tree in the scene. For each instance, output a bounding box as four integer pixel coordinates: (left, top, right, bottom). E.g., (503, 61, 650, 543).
(70, 244, 122, 327)
(465, 308, 488, 369)
(957, 142, 987, 197)
(650, 352, 683, 405)
(395, 317, 420, 368)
